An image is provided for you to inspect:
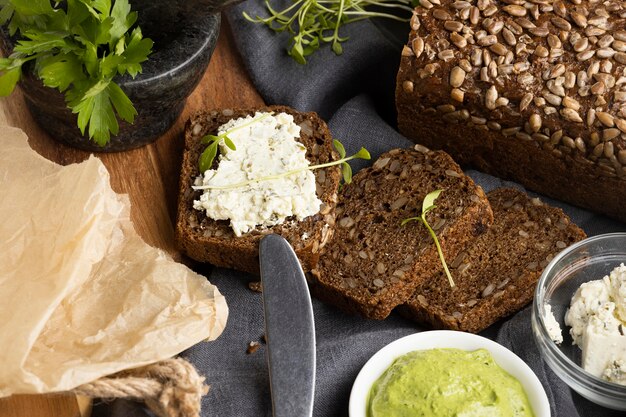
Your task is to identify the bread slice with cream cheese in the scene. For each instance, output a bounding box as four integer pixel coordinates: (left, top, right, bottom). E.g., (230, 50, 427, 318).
(175, 106, 341, 274)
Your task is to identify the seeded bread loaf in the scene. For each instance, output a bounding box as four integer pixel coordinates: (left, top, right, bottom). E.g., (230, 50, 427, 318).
(399, 188, 587, 333)
(396, 0, 626, 223)
(175, 106, 341, 274)
(307, 145, 494, 320)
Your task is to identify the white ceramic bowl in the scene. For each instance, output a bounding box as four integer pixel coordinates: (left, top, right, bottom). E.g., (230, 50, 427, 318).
(349, 330, 550, 417)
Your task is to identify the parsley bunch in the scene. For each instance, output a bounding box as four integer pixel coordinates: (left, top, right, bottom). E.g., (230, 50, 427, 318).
(0, 0, 153, 146)
(244, 0, 418, 64)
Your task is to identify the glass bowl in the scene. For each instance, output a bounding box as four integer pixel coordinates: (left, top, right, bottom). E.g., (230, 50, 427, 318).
(532, 232, 626, 410)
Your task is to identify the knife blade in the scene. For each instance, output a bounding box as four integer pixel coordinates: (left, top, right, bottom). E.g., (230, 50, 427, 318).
(259, 234, 316, 417)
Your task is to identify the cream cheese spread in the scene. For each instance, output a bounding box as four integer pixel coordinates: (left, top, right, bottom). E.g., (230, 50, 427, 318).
(193, 112, 322, 236)
(543, 304, 563, 345)
(565, 263, 626, 384)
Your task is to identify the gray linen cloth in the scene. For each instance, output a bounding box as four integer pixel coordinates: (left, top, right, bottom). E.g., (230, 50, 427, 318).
(96, 3, 625, 416)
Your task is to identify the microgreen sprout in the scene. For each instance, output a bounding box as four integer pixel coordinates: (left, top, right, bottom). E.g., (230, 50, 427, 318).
(194, 139, 370, 191)
(243, 0, 418, 64)
(401, 189, 455, 288)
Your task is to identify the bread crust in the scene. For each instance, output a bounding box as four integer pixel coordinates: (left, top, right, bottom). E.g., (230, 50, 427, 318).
(396, 1, 626, 222)
(175, 106, 341, 274)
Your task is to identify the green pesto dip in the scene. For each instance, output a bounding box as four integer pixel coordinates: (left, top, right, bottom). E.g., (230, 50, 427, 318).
(368, 348, 535, 417)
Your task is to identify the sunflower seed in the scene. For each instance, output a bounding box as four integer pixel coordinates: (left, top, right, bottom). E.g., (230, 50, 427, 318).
(490, 43, 508, 56)
(577, 50, 595, 61)
(553, 0, 566, 16)
(450, 32, 467, 48)
(410, 14, 420, 32)
(478, 35, 498, 46)
(571, 137, 585, 153)
(604, 141, 615, 158)
(438, 49, 455, 61)
(598, 35, 614, 48)
(482, 283, 495, 298)
(433, 9, 451, 20)
(561, 108, 583, 123)
(529, 27, 550, 37)
(485, 85, 498, 110)
(597, 48, 616, 58)
(593, 143, 605, 157)
(503, 4, 527, 16)
(591, 81, 606, 95)
(547, 34, 562, 49)
(615, 53, 626, 64)
(543, 92, 562, 106)
(597, 112, 615, 127)
(445, 20, 464, 32)
(572, 37, 588, 53)
(564, 71, 576, 89)
(535, 45, 549, 58)
(551, 17, 571, 31)
(470, 6, 480, 24)
(586, 26, 606, 37)
(549, 64, 566, 79)
(483, 4, 498, 16)
(562, 96, 581, 110)
(412, 37, 425, 57)
(516, 94, 532, 113)
(524, 114, 541, 133)
(614, 41, 626, 52)
(604, 128, 621, 141)
(516, 17, 536, 29)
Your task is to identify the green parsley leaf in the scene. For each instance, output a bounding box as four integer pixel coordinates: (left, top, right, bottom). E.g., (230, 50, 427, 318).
(10, 0, 53, 16)
(0, 65, 21, 96)
(110, 0, 136, 44)
(118, 27, 152, 77)
(0, 0, 153, 146)
(38, 54, 85, 91)
(107, 80, 136, 123)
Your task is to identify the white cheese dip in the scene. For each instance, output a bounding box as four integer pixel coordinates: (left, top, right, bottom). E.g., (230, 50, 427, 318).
(565, 263, 626, 384)
(193, 112, 322, 237)
(544, 304, 563, 345)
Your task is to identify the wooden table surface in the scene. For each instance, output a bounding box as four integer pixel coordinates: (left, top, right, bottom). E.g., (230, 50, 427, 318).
(0, 16, 263, 417)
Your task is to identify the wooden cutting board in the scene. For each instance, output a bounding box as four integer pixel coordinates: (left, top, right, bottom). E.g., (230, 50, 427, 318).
(0, 16, 263, 417)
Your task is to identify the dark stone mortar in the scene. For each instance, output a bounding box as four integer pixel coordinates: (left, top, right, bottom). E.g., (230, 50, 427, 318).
(12, 3, 221, 152)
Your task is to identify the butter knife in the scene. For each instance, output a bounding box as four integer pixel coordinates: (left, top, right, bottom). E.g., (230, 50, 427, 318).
(259, 235, 316, 417)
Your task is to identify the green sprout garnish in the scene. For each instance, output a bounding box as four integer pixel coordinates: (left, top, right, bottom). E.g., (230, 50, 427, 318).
(402, 189, 455, 288)
(198, 113, 273, 172)
(243, 0, 418, 64)
(193, 138, 370, 191)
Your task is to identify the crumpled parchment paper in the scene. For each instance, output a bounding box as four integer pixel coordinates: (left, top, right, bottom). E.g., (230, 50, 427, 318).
(0, 126, 228, 396)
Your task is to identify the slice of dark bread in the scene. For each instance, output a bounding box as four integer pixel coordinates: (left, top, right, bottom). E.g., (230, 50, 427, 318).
(307, 145, 494, 320)
(175, 106, 341, 274)
(399, 188, 587, 333)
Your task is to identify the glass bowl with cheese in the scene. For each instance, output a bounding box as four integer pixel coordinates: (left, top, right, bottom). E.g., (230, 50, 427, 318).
(532, 232, 626, 410)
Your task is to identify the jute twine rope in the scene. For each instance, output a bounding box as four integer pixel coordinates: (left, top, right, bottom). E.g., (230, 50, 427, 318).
(72, 358, 209, 417)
